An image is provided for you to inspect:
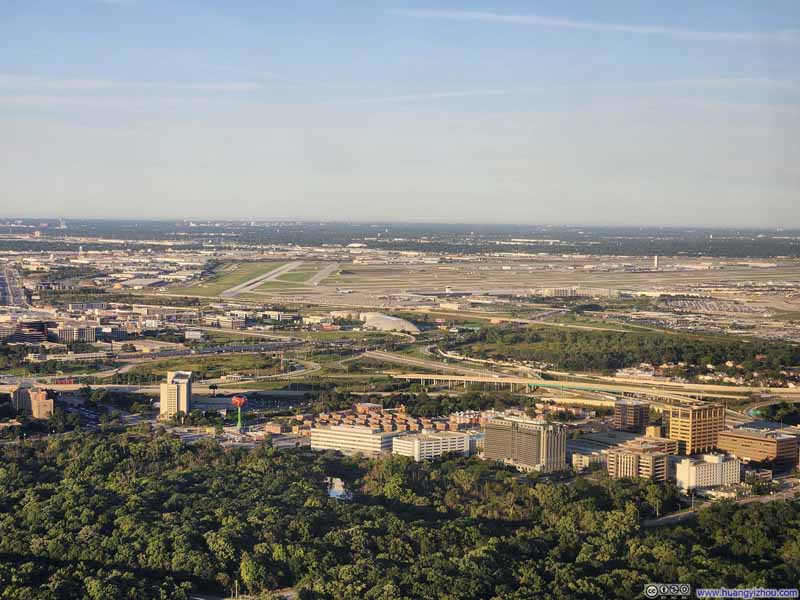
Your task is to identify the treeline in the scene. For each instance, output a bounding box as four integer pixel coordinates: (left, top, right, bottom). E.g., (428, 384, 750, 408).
(758, 402, 800, 425)
(450, 326, 800, 373)
(1, 432, 798, 599)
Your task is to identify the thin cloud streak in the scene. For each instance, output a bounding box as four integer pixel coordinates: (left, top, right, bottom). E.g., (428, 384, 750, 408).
(318, 89, 510, 105)
(396, 9, 800, 45)
(0, 74, 262, 92)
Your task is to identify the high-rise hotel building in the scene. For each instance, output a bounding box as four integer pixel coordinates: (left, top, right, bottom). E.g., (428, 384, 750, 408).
(484, 416, 567, 472)
(159, 371, 193, 419)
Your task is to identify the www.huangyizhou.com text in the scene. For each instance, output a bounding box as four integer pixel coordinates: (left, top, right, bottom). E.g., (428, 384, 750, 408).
(695, 588, 798, 599)
(644, 584, 799, 599)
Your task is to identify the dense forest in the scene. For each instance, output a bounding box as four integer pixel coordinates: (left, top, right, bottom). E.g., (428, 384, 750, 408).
(450, 326, 800, 374)
(1, 431, 798, 599)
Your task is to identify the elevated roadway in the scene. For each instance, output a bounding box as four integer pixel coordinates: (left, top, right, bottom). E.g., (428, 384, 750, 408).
(389, 372, 700, 407)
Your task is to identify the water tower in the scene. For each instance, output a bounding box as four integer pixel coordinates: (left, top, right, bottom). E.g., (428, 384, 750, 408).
(232, 395, 247, 430)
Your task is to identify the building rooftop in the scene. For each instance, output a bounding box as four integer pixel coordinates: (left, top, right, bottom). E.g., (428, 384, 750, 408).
(721, 427, 795, 441)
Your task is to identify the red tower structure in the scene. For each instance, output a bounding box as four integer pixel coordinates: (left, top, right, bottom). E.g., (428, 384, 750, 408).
(232, 395, 247, 430)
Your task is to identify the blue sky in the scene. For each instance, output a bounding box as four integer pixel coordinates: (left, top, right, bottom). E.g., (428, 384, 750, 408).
(1, 1, 798, 226)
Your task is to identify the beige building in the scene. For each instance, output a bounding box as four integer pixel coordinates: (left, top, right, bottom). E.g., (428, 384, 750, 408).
(311, 424, 400, 456)
(675, 454, 741, 491)
(159, 371, 193, 419)
(664, 403, 725, 455)
(12, 386, 54, 420)
(484, 416, 567, 473)
(613, 399, 650, 432)
(607, 446, 668, 481)
(572, 451, 608, 472)
(392, 431, 471, 461)
(717, 428, 798, 470)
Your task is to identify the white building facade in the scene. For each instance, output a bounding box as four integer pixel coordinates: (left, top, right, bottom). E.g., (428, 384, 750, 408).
(675, 454, 741, 491)
(392, 432, 471, 461)
(311, 425, 400, 456)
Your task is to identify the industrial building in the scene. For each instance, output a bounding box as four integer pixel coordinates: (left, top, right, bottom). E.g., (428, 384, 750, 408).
(392, 431, 471, 461)
(159, 371, 193, 419)
(310, 424, 401, 457)
(663, 403, 725, 455)
(675, 454, 741, 491)
(613, 399, 650, 432)
(483, 416, 566, 473)
(717, 428, 798, 470)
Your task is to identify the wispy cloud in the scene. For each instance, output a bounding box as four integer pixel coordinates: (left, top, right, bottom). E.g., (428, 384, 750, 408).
(646, 78, 800, 90)
(0, 74, 261, 93)
(396, 9, 800, 45)
(321, 89, 510, 105)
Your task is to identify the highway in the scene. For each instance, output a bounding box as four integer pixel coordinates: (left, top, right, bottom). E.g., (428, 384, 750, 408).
(363, 349, 525, 379)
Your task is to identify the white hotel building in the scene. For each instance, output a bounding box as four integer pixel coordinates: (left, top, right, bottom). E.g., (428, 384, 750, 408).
(392, 431, 471, 461)
(675, 454, 741, 491)
(310, 425, 400, 457)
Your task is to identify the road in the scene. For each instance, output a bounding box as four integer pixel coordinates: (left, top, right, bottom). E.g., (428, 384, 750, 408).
(307, 262, 339, 286)
(364, 349, 522, 379)
(0, 266, 26, 307)
(643, 483, 800, 528)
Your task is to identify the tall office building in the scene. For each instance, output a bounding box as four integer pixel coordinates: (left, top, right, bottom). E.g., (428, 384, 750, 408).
(613, 399, 650, 432)
(484, 416, 566, 473)
(159, 371, 193, 419)
(663, 403, 725, 455)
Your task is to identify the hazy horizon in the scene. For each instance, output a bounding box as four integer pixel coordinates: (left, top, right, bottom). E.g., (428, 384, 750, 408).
(2, 1, 798, 227)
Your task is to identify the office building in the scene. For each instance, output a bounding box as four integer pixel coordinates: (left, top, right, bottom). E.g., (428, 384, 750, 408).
(664, 403, 725, 455)
(717, 429, 798, 470)
(633, 435, 680, 455)
(159, 371, 193, 419)
(607, 447, 668, 482)
(12, 386, 54, 420)
(54, 325, 96, 343)
(311, 425, 400, 457)
(392, 431, 471, 461)
(613, 399, 650, 432)
(202, 314, 245, 330)
(675, 454, 741, 491)
(572, 451, 608, 472)
(645, 425, 663, 438)
(484, 416, 567, 473)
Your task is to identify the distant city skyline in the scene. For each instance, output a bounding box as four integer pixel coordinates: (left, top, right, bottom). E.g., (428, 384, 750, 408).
(1, 1, 798, 227)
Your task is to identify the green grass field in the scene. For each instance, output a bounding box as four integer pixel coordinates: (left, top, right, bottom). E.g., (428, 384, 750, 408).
(276, 270, 317, 283)
(124, 354, 280, 380)
(180, 262, 286, 296)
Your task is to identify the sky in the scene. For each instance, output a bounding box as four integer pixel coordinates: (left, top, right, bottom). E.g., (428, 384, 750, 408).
(0, 0, 798, 227)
